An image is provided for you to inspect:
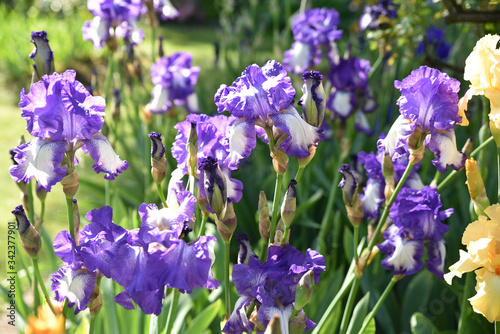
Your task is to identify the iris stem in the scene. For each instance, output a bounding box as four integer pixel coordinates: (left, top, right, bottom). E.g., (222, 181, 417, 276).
(269, 173, 284, 244)
(458, 272, 472, 334)
(497, 146, 500, 203)
(105, 179, 110, 207)
(157, 182, 167, 208)
(437, 136, 494, 192)
(282, 226, 290, 244)
(66, 197, 75, 242)
(294, 166, 305, 183)
(224, 240, 232, 319)
(359, 276, 400, 333)
(496, 321, 500, 334)
(40, 199, 45, 225)
(367, 162, 415, 252)
(103, 51, 114, 100)
(339, 274, 361, 334)
(164, 289, 180, 334)
(90, 315, 97, 334)
(32, 258, 56, 315)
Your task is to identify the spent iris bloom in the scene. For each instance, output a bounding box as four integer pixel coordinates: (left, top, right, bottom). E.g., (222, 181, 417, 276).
(444, 204, 500, 322)
(326, 51, 378, 134)
(9, 70, 128, 191)
(148, 52, 200, 113)
(379, 66, 465, 172)
(378, 186, 451, 278)
(223, 243, 326, 334)
(459, 34, 500, 128)
(215, 60, 323, 160)
(82, 0, 144, 49)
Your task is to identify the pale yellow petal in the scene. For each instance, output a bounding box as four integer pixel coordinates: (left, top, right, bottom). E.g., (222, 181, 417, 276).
(469, 268, 500, 322)
(462, 216, 489, 246)
(468, 238, 496, 272)
(464, 34, 500, 91)
(444, 249, 480, 285)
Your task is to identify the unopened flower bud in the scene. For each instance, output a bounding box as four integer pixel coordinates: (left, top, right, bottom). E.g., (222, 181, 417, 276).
(382, 153, 395, 200)
(236, 233, 256, 264)
(12, 205, 41, 258)
(299, 70, 325, 127)
(214, 201, 237, 242)
(271, 147, 288, 175)
(338, 164, 364, 226)
(30, 31, 54, 81)
(294, 270, 315, 312)
(407, 128, 426, 165)
(258, 190, 270, 242)
(274, 219, 289, 246)
(199, 157, 227, 218)
(462, 137, 474, 158)
(187, 122, 198, 177)
(36, 185, 47, 202)
(148, 132, 167, 184)
(297, 145, 317, 169)
(264, 314, 281, 334)
(88, 274, 102, 318)
(466, 158, 490, 216)
(281, 179, 297, 228)
(61, 171, 79, 198)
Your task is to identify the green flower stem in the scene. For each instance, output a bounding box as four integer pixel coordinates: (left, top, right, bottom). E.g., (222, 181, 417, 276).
(268, 173, 284, 244)
(105, 179, 110, 207)
(282, 226, 290, 244)
(294, 166, 305, 183)
(33, 274, 41, 315)
(90, 315, 97, 334)
(66, 197, 75, 242)
(353, 226, 359, 262)
(367, 162, 415, 252)
(496, 321, 500, 334)
(27, 180, 35, 224)
(339, 274, 361, 334)
(164, 289, 180, 334)
(197, 215, 207, 238)
(497, 146, 500, 203)
(368, 53, 383, 79)
(311, 266, 355, 334)
(224, 240, 232, 319)
(437, 136, 495, 192)
(157, 182, 167, 208)
(40, 199, 46, 225)
(359, 276, 400, 333)
(151, 25, 157, 64)
(458, 272, 472, 334)
(32, 258, 56, 315)
(103, 50, 114, 101)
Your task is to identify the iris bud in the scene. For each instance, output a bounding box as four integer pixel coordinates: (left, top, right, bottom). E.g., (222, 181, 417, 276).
(466, 158, 490, 217)
(148, 132, 167, 184)
(299, 71, 325, 128)
(12, 205, 41, 258)
(30, 31, 54, 81)
(294, 270, 315, 312)
(236, 233, 256, 265)
(187, 122, 198, 177)
(199, 157, 227, 218)
(338, 164, 364, 227)
(281, 179, 297, 228)
(258, 190, 270, 242)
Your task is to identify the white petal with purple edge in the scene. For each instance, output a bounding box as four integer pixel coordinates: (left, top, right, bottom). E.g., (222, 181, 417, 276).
(150, 84, 171, 113)
(83, 134, 128, 180)
(270, 105, 323, 158)
(226, 118, 256, 169)
(331, 90, 354, 118)
(9, 138, 67, 191)
(429, 129, 465, 172)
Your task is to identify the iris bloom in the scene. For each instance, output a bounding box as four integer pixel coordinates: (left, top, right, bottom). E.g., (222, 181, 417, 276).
(149, 52, 200, 113)
(215, 60, 323, 160)
(459, 34, 500, 128)
(379, 66, 465, 172)
(378, 186, 451, 278)
(359, 0, 398, 31)
(10, 70, 128, 191)
(445, 204, 500, 322)
(223, 244, 325, 334)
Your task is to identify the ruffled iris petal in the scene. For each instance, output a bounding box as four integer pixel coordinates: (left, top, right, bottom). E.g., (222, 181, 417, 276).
(9, 138, 66, 191)
(51, 266, 97, 315)
(83, 134, 129, 180)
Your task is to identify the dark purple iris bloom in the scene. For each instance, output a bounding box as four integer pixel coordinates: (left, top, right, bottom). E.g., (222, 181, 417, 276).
(9, 70, 128, 191)
(292, 8, 342, 48)
(326, 53, 378, 135)
(83, 0, 144, 49)
(359, 0, 398, 31)
(357, 134, 424, 219)
(172, 114, 244, 203)
(149, 52, 200, 113)
(416, 27, 451, 60)
(215, 60, 323, 159)
(378, 186, 452, 278)
(223, 245, 326, 334)
(52, 203, 219, 316)
(379, 66, 465, 172)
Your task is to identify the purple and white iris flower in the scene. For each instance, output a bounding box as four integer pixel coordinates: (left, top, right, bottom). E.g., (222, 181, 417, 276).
(327, 51, 378, 135)
(82, 0, 144, 49)
(51, 203, 219, 315)
(223, 243, 326, 334)
(283, 8, 342, 75)
(215, 60, 324, 160)
(379, 66, 465, 172)
(359, 0, 398, 31)
(9, 70, 128, 191)
(149, 52, 200, 113)
(152, 0, 179, 21)
(378, 186, 451, 278)
(172, 114, 244, 204)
